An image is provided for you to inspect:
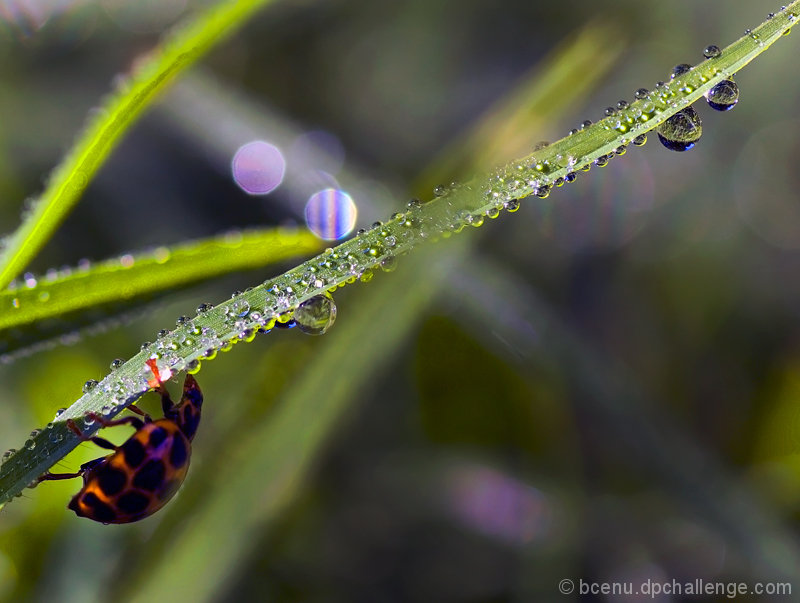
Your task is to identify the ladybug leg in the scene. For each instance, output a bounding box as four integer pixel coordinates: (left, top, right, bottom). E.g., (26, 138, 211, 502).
(87, 436, 118, 451)
(79, 457, 106, 472)
(159, 385, 177, 417)
(85, 412, 145, 432)
(37, 470, 84, 482)
(37, 457, 105, 483)
(66, 413, 144, 451)
(127, 405, 152, 422)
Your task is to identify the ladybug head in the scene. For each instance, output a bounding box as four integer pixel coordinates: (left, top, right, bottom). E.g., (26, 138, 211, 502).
(175, 374, 203, 441)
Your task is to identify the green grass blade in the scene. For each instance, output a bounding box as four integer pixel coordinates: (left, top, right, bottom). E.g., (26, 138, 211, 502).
(0, 3, 796, 507)
(0, 0, 279, 291)
(0, 228, 321, 332)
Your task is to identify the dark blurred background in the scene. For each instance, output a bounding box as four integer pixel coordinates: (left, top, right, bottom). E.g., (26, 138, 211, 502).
(1, 0, 800, 601)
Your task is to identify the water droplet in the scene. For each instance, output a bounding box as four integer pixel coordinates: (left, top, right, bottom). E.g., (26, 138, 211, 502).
(379, 256, 397, 272)
(568, 128, 579, 136)
(140, 341, 152, 351)
(83, 379, 98, 393)
(294, 294, 337, 335)
(703, 45, 721, 59)
(22, 272, 36, 288)
(433, 184, 447, 197)
(504, 199, 520, 212)
(176, 316, 190, 327)
(634, 88, 649, 99)
(54, 408, 66, 419)
(604, 106, 617, 117)
(157, 329, 170, 339)
(565, 172, 577, 183)
(705, 79, 739, 111)
(657, 106, 702, 152)
(616, 100, 629, 110)
(2, 449, 16, 462)
(581, 120, 592, 129)
(633, 134, 647, 146)
(187, 359, 201, 374)
(275, 317, 296, 328)
(671, 63, 692, 78)
(227, 299, 250, 318)
(359, 270, 374, 283)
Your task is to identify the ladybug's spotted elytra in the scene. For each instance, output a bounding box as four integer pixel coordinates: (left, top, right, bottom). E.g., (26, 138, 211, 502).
(38, 374, 203, 524)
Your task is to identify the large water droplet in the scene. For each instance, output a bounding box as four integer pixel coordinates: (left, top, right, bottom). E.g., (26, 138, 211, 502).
(671, 63, 693, 78)
(294, 294, 337, 335)
(657, 107, 702, 152)
(703, 45, 722, 59)
(705, 79, 739, 111)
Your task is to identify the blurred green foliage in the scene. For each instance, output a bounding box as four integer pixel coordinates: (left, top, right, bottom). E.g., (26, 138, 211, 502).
(1, 1, 799, 602)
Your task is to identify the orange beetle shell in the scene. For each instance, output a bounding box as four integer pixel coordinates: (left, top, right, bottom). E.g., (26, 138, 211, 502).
(68, 419, 191, 524)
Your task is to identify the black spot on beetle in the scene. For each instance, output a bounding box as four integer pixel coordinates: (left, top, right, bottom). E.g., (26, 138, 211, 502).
(96, 466, 127, 496)
(79, 492, 116, 522)
(133, 459, 165, 491)
(170, 436, 188, 468)
(117, 491, 150, 515)
(148, 426, 168, 448)
(122, 438, 146, 468)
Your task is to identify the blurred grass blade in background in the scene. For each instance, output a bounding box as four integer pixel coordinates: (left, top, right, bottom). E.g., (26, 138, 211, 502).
(0, 0, 281, 291)
(0, 228, 322, 361)
(0, 228, 321, 333)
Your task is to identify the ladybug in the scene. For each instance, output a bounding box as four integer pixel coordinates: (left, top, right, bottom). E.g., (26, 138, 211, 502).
(38, 372, 203, 524)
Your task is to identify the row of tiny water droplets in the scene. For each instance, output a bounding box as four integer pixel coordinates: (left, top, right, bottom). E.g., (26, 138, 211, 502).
(0, 280, 342, 497)
(481, 4, 798, 211)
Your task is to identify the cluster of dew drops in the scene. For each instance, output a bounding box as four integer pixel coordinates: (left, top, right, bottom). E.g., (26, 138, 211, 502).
(475, 12, 800, 219)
